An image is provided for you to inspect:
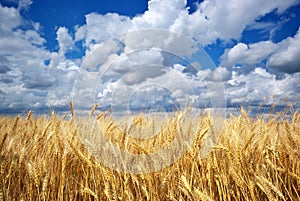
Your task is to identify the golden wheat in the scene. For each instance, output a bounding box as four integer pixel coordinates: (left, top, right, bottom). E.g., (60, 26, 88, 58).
(0, 106, 299, 200)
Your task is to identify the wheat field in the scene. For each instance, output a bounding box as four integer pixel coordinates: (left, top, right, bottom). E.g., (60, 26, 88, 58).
(0, 104, 299, 200)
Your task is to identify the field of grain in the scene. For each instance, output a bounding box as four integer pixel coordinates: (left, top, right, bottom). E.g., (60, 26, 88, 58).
(0, 105, 299, 200)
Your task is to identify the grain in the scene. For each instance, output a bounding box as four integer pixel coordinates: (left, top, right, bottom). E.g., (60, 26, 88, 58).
(0, 106, 298, 200)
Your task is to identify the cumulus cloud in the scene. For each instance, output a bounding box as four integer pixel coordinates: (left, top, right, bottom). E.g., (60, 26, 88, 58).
(225, 68, 300, 105)
(221, 26, 300, 74)
(132, 0, 186, 28)
(198, 0, 299, 41)
(0, 5, 21, 32)
(170, 0, 300, 45)
(0, 3, 81, 111)
(207, 67, 232, 82)
(118, 65, 165, 86)
(71, 69, 100, 109)
(56, 27, 74, 54)
(1, 0, 300, 113)
(268, 27, 300, 73)
(23, 30, 46, 46)
(78, 0, 300, 48)
(0, 0, 32, 11)
(73, 0, 300, 58)
(0, 5, 49, 68)
(81, 39, 121, 69)
(221, 41, 277, 66)
(75, 13, 131, 48)
(73, 0, 300, 111)
(86, 62, 229, 112)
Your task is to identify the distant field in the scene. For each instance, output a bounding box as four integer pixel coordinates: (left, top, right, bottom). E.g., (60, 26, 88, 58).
(0, 106, 299, 200)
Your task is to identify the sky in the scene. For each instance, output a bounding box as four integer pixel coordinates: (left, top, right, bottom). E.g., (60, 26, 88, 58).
(0, 0, 300, 115)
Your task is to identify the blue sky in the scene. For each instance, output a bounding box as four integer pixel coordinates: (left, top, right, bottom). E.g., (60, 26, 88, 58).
(0, 0, 300, 114)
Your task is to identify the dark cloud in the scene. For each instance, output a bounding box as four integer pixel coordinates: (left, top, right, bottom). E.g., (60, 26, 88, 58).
(122, 66, 166, 85)
(22, 73, 54, 89)
(0, 89, 7, 94)
(0, 76, 14, 83)
(0, 56, 11, 74)
(268, 59, 300, 74)
(23, 79, 53, 89)
(0, 65, 10, 74)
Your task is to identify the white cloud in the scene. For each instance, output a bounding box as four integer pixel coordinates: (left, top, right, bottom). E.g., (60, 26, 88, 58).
(221, 41, 277, 66)
(122, 29, 197, 56)
(0, 6, 49, 68)
(76, 12, 131, 48)
(0, 6, 21, 32)
(56, 27, 74, 54)
(71, 69, 101, 110)
(268, 27, 300, 73)
(226, 68, 300, 105)
(170, 9, 217, 45)
(132, 0, 186, 29)
(17, 0, 32, 10)
(124, 48, 164, 67)
(101, 48, 165, 81)
(0, 0, 32, 11)
(170, 0, 300, 45)
(121, 66, 165, 86)
(74, 25, 86, 42)
(0, 4, 82, 111)
(0, 6, 52, 111)
(221, 26, 300, 74)
(1, 0, 300, 113)
(23, 30, 46, 45)
(198, 0, 299, 41)
(91, 63, 228, 112)
(81, 39, 121, 69)
(74, 0, 300, 53)
(209, 66, 232, 82)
